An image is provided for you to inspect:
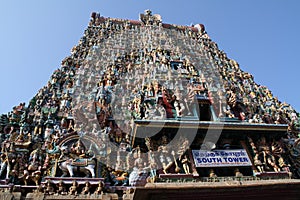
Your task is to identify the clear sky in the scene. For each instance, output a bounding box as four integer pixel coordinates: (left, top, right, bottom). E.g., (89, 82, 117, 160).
(0, 0, 299, 114)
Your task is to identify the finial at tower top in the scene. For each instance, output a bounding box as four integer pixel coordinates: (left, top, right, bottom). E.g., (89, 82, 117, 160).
(139, 9, 162, 26)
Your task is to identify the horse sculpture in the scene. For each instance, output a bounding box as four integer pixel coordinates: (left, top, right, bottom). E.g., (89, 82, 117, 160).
(58, 158, 96, 178)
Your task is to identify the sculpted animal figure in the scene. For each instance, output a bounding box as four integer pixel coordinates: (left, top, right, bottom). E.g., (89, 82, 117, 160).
(58, 158, 96, 178)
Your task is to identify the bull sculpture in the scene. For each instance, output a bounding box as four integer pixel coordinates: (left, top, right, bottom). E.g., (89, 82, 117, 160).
(58, 158, 96, 178)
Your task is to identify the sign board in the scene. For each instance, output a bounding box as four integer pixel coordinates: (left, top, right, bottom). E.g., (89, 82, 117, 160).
(192, 149, 252, 167)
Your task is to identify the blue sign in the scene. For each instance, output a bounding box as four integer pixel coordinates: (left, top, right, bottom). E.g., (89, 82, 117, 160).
(192, 149, 252, 167)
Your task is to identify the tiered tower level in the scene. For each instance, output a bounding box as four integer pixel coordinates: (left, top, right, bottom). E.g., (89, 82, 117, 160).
(0, 10, 299, 199)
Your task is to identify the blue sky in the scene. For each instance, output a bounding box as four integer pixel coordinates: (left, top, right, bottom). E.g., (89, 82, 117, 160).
(0, 0, 299, 114)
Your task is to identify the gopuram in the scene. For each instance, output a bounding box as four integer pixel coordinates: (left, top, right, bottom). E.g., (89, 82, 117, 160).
(0, 10, 300, 200)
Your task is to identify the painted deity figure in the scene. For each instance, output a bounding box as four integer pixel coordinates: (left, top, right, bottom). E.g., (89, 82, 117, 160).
(34, 115, 44, 135)
(180, 155, 191, 174)
(70, 139, 86, 159)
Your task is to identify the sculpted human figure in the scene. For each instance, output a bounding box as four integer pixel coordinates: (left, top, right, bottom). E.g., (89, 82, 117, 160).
(56, 180, 67, 195)
(148, 154, 157, 180)
(71, 139, 86, 159)
(253, 154, 264, 173)
(28, 148, 42, 171)
(81, 181, 91, 195)
(114, 128, 123, 144)
(234, 168, 243, 178)
(133, 146, 145, 171)
(69, 180, 78, 195)
(34, 115, 44, 135)
(180, 154, 191, 174)
(265, 148, 280, 172)
(44, 180, 55, 195)
(15, 131, 25, 143)
(158, 145, 172, 174)
(94, 181, 104, 195)
(174, 97, 185, 118)
(209, 169, 217, 178)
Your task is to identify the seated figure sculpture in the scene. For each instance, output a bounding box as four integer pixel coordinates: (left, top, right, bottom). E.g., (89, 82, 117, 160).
(94, 181, 104, 195)
(56, 180, 67, 195)
(69, 180, 78, 195)
(81, 181, 91, 195)
(70, 139, 87, 159)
